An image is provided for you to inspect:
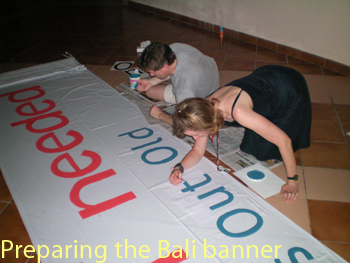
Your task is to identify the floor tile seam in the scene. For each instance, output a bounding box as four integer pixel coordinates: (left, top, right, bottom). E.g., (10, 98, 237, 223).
(98, 37, 135, 66)
(0, 201, 11, 214)
(0, 247, 28, 253)
(224, 58, 257, 63)
(0, 200, 13, 204)
(263, 194, 308, 202)
(267, 189, 311, 228)
(309, 140, 348, 145)
(8, 31, 57, 62)
(307, 198, 350, 244)
(322, 240, 350, 245)
(25, 252, 39, 263)
(303, 198, 311, 235)
(98, 11, 155, 57)
(299, 152, 311, 213)
(300, 161, 309, 202)
(308, 199, 350, 206)
(316, 238, 350, 244)
(310, 138, 347, 144)
(321, 73, 338, 106)
(286, 55, 290, 67)
(166, 18, 190, 32)
(312, 119, 344, 123)
(333, 104, 350, 149)
(305, 165, 350, 171)
(254, 44, 258, 69)
(136, 7, 205, 35)
(303, 167, 350, 203)
(94, 27, 124, 49)
(219, 37, 232, 70)
(127, 5, 270, 68)
(256, 59, 288, 63)
(0, 248, 37, 262)
(311, 119, 347, 139)
(307, 197, 350, 204)
(303, 165, 350, 173)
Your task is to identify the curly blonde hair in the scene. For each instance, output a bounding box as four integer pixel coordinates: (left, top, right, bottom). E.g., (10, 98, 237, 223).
(173, 97, 224, 139)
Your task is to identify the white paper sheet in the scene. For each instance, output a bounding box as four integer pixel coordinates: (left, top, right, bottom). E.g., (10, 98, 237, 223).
(234, 163, 286, 199)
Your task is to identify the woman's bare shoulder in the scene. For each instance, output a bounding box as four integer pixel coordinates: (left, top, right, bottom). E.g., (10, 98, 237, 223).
(208, 85, 237, 100)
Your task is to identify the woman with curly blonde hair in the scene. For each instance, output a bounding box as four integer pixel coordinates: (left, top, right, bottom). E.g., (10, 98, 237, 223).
(150, 65, 311, 202)
(172, 98, 224, 139)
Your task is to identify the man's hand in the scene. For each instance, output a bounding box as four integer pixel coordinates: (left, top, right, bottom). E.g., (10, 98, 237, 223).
(136, 79, 153, 92)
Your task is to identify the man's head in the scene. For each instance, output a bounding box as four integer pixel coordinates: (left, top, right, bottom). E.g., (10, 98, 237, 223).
(138, 42, 176, 73)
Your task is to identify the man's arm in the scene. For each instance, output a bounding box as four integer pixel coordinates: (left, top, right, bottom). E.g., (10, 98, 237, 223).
(136, 76, 170, 92)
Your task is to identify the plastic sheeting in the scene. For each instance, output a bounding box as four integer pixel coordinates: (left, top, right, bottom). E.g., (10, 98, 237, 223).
(0, 58, 346, 263)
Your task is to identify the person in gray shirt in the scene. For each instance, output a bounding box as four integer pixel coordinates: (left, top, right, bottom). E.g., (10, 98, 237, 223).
(137, 42, 219, 125)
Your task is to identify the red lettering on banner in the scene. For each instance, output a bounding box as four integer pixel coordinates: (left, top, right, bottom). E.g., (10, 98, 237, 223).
(5, 84, 137, 219)
(36, 130, 83, 153)
(0, 85, 45, 102)
(70, 169, 136, 219)
(11, 110, 69, 133)
(51, 150, 101, 178)
(16, 100, 56, 116)
(152, 249, 187, 263)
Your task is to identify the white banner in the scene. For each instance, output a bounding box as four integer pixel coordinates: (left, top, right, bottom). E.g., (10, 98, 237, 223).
(0, 58, 346, 263)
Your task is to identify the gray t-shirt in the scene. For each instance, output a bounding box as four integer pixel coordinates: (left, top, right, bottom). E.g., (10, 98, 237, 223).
(169, 43, 219, 103)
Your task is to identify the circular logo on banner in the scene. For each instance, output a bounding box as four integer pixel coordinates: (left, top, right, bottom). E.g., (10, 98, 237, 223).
(113, 62, 133, 71)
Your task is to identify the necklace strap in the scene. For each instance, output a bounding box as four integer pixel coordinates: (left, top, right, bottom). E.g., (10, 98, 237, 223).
(209, 131, 220, 171)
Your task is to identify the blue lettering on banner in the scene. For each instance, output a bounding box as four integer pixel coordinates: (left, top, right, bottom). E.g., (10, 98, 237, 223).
(181, 173, 263, 238)
(274, 247, 314, 263)
(141, 147, 178, 165)
(132, 137, 162, 151)
(120, 128, 265, 239)
(118, 127, 153, 139)
(198, 186, 234, 210)
(118, 127, 178, 165)
(217, 209, 263, 237)
(181, 173, 212, 193)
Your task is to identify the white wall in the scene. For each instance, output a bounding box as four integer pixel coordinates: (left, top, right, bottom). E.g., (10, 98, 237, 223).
(132, 0, 350, 67)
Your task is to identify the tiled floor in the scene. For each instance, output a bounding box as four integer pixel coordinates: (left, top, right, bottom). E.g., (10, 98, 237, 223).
(1, 1, 350, 262)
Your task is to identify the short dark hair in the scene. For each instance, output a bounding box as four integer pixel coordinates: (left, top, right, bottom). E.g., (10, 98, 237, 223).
(138, 42, 176, 71)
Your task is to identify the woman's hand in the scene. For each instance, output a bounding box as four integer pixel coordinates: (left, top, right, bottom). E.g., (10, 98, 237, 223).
(169, 168, 183, 186)
(280, 180, 299, 202)
(232, 104, 300, 203)
(168, 131, 208, 186)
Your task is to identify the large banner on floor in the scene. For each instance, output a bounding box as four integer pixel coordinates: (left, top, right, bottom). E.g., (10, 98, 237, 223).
(0, 57, 346, 263)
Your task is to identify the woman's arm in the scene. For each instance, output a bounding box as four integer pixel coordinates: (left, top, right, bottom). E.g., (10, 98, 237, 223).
(233, 105, 299, 202)
(149, 105, 173, 126)
(169, 135, 208, 186)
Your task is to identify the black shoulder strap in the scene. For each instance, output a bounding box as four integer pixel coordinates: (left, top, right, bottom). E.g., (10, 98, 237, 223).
(231, 89, 243, 119)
